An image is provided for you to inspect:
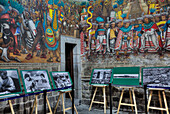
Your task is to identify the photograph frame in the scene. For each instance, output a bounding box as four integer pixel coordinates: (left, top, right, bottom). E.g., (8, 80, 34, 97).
(20, 69, 53, 94)
(112, 67, 140, 86)
(89, 68, 113, 86)
(142, 66, 170, 89)
(0, 69, 22, 96)
(50, 71, 73, 90)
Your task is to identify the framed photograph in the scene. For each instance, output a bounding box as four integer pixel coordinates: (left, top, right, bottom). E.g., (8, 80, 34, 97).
(142, 67, 170, 89)
(21, 70, 52, 93)
(112, 67, 140, 86)
(50, 71, 72, 90)
(0, 69, 22, 96)
(89, 69, 113, 85)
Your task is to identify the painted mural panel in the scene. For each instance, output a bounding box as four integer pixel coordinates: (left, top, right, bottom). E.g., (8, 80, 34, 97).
(79, 0, 170, 61)
(0, 0, 169, 63)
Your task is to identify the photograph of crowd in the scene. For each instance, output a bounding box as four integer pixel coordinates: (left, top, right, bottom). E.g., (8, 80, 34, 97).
(0, 69, 22, 96)
(21, 70, 52, 93)
(51, 72, 72, 89)
(114, 74, 139, 78)
(91, 69, 112, 84)
(143, 67, 170, 89)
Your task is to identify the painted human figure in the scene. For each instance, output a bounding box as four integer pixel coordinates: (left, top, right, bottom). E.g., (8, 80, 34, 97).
(133, 17, 143, 55)
(105, 22, 110, 53)
(140, 15, 163, 57)
(88, 23, 97, 55)
(25, 11, 46, 60)
(115, 19, 134, 60)
(107, 21, 118, 54)
(95, 23, 107, 54)
(45, 15, 59, 62)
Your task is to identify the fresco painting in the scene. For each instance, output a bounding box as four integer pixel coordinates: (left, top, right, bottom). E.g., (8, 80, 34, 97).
(0, 0, 169, 63)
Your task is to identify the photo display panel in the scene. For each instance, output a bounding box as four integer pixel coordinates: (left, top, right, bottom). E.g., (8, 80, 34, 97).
(50, 72, 72, 90)
(90, 69, 113, 85)
(0, 69, 22, 96)
(112, 67, 140, 86)
(21, 70, 52, 93)
(142, 67, 170, 89)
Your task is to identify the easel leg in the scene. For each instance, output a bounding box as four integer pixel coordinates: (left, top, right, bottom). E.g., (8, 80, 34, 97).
(147, 90, 153, 112)
(54, 93, 61, 114)
(158, 90, 163, 114)
(35, 95, 38, 114)
(132, 88, 138, 114)
(69, 92, 78, 114)
(162, 91, 169, 114)
(129, 88, 134, 112)
(89, 87, 98, 111)
(31, 95, 37, 114)
(103, 87, 106, 114)
(46, 96, 53, 114)
(8, 100, 14, 114)
(61, 93, 65, 114)
(117, 88, 124, 114)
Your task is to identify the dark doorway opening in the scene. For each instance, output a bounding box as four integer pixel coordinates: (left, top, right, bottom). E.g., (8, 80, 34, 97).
(65, 43, 76, 98)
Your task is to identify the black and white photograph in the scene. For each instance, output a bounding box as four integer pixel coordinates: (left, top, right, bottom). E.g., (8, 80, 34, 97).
(143, 67, 170, 89)
(51, 72, 72, 89)
(0, 69, 22, 96)
(114, 74, 139, 79)
(91, 69, 112, 84)
(21, 70, 52, 93)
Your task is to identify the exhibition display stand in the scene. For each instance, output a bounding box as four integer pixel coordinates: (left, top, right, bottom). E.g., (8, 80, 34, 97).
(147, 88, 169, 114)
(89, 84, 108, 114)
(117, 87, 138, 114)
(54, 88, 78, 114)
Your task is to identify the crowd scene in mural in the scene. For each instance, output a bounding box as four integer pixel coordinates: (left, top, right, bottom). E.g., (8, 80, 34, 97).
(0, 0, 169, 62)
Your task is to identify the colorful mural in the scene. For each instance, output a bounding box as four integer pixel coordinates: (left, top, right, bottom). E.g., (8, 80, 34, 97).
(80, 0, 170, 61)
(0, 0, 169, 63)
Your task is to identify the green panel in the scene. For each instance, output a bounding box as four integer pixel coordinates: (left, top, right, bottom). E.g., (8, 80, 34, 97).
(112, 67, 140, 86)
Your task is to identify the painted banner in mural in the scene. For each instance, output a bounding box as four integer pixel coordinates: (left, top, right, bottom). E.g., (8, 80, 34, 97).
(0, 0, 169, 63)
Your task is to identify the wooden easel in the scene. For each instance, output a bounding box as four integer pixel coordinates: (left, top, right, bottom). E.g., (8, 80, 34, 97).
(147, 88, 169, 114)
(54, 89, 78, 114)
(117, 87, 138, 114)
(31, 93, 52, 114)
(8, 100, 14, 114)
(89, 85, 108, 114)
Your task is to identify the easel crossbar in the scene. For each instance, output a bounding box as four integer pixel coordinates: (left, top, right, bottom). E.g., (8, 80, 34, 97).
(65, 107, 72, 111)
(149, 107, 167, 111)
(120, 103, 135, 106)
(93, 101, 105, 104)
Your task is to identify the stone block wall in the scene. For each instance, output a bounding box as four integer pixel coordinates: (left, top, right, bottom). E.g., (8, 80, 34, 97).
(0, 63, 63, 114)
(81, 54, 170, 113)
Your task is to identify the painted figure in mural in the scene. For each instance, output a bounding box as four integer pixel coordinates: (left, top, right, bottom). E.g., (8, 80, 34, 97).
(133, 17, 143, 55)
(107, 21, 118, 54)
(25, 11, 46, 60)
(140, 15, 163, 57)
(88, 23, 97, 56)
(45, 15, 59, 62)
(95, 17, 107, 55)
(162, 8, 170, 51)
(105, 22, 110, 53)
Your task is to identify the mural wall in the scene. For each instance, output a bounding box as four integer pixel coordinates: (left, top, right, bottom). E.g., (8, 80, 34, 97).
(80, 0, 170, 62)
(0, 0, 169, 63)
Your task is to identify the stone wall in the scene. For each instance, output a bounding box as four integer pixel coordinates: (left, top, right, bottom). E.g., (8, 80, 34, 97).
(81, 53, 170, 113)
(0, 63, 62, 114)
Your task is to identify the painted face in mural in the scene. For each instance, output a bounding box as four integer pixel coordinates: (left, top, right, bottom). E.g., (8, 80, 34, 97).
(138, 20, 143, 25)
(105, 24, 109, 29)
(111, 22, 115, 28)
(155, 16, 160, 22)
(124, 22, 130, 28)
(161, 15, 166, 21)
(144, 18, 149, 24)
(117, 22, 122, 28)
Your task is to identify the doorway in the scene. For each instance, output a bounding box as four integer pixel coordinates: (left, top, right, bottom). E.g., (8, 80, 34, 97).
(60, 35, 82, 104)
(65, 43, 76, 98)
